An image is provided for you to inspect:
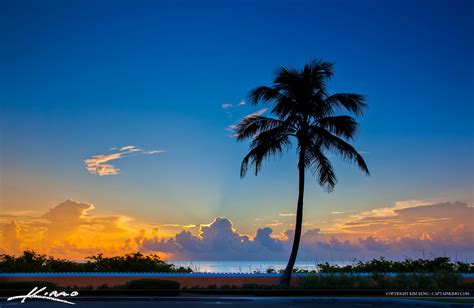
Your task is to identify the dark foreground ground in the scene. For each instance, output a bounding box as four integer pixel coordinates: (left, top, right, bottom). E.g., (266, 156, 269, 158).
(2, 297, 473, 307)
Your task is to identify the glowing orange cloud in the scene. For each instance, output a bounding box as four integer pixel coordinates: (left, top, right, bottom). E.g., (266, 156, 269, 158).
(1, 200, 472, 260)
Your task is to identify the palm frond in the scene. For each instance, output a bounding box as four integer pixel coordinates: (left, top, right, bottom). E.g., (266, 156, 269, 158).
(248, 86, 283, 105)
(304, 59, 334, 87)
(324, 93, 367, 116)
(317, 116, 358, 140)
(311, 126, 370, 175)
(273, 66, 304, 99)
(233, 115, 288, 141)
(305, 145, 337, 192)
(240, 127, 292, 177)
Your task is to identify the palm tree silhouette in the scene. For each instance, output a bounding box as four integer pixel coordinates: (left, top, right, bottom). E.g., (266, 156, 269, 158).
(234, 59, 370, 285)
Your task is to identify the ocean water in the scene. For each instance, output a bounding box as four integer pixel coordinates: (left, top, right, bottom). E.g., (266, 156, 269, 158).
(169, 260, 350, 273)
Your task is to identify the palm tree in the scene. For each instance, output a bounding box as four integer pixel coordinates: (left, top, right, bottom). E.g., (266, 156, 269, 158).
(234, 59, 370, 285)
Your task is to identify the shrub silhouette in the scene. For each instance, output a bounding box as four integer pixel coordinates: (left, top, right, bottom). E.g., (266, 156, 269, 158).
(0, 250, 192, 273)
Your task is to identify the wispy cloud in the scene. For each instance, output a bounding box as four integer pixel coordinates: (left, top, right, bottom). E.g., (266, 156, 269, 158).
(222, 100, 246, 110)
(222, 100, 247, 117)
(329, 200, 473, 238)
(248, 108, 267, 117)
(226, 108, 269, 138)
(279, 213, 296, 217)
(84, 146, 164, 176)
(331, 210, 358, 215)
(182, 224, 197, 229)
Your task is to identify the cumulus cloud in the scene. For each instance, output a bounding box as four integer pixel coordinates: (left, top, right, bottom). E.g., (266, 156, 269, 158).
(141, 217, 287, 260)
(1, 200, 472, 261)
(0, 200, 141, 259)
(0, 221, 22, 254)
(140, 201, 474, 261)
(42, 200, 95, 239)
(84, 145, 164, 176)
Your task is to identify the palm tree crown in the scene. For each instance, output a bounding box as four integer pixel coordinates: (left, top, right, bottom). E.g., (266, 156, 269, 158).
(235, 59, 369, 191)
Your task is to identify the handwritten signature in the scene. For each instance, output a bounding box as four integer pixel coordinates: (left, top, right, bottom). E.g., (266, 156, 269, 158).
(7, 286, 79, 305)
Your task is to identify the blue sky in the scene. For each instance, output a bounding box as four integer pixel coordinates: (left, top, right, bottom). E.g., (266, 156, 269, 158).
(1, 0, 473, 235)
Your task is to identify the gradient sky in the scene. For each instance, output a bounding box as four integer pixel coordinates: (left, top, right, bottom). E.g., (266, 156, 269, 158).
(1, 0, 473, 259)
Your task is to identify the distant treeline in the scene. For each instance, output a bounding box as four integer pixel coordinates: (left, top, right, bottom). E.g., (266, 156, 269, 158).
(0, 251, 193, 273)
(1, 251, 472, 273)
(316, 257, 473, 273)
(267, 257, 473, 274)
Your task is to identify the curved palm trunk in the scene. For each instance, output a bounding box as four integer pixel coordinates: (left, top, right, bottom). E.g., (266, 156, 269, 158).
(279, 146, 305, 286)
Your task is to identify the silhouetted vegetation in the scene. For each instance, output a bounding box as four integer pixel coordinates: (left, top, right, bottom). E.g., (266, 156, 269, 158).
(316, 257, 474, 273)
(262, 258, 473, 274)
(0, 250, 192, 273)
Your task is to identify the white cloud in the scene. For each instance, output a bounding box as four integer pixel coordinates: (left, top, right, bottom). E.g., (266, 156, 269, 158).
(248, 108, 267, 117)
(144, 150, 165, 155)
(331, 210, 357, 214)
(84, 145, 164, 176)
(221, 100, 246, 110)
(140, 202, 474, 261)
(222, 100, 247, 118)
(141, 217, 286, 260)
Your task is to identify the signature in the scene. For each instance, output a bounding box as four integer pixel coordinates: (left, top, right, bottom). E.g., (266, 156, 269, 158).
(7, 286, 79, 305)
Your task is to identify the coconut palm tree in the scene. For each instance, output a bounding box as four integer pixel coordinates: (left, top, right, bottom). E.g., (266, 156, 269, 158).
(234, 59, 370, 285)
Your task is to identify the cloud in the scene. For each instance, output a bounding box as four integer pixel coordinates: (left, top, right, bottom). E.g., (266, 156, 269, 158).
(84, 145, 164, 176)
(279, 213, 296, 217)
(222, 100, 247, 118)
(0, 200, 141, 259)
(247, 108, 267, 117)
(0, 221, 22, 254)
(333, 201, 473, 238)
(140, 201, 474, 261)
(1, 200, 472, 261)
(141, 217, 286, 260)
(221, 101, 246, 110)
(226, 108, 269, 137)
(331, 210, 357, 214)
(182, 224, 197, 229)
(42, 199, 95, 238)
